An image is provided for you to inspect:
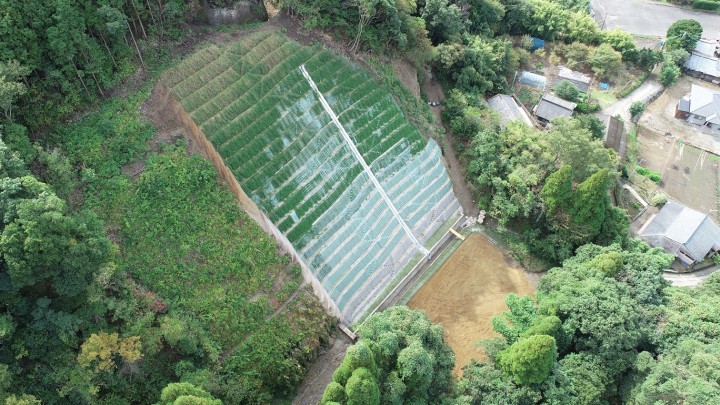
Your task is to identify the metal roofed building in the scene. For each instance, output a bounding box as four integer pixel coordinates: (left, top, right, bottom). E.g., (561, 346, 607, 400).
(683, 39, 720, 84)
(518, 71, 547, 90)
(553, 66, 592, 92)
(675, 84, 720, 130)
(487, 94, 534, 127)
(638, 200, 720, 266)
(533, 93, 576, 122)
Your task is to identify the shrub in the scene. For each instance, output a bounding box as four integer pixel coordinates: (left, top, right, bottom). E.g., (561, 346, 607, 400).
(651, 193, 668, 206)
(693, 0, 720, 10)
(554, 80, 581, 102)
(660, 63, 681, 86)
(636, 166, 662, 183)
(630, 101, 646, 117)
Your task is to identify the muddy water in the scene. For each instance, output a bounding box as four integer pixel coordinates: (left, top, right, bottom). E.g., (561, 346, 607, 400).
(408, 233, 534, 375)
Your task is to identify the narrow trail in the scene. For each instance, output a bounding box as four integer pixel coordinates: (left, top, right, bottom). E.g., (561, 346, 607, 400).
(219, 281, 308, 362)
(421, 78, 479, 217)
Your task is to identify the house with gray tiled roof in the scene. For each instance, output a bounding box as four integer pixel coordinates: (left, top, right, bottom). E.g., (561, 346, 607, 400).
(676, 84, 720, 131)
(533, 93, 576, 123)
(638, 200, 720, 266)
(487, 94, 534, 128)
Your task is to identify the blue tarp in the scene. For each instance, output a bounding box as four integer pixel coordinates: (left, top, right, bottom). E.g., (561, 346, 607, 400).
(531, 37, 545, 51)
(599, 82, 610, 90)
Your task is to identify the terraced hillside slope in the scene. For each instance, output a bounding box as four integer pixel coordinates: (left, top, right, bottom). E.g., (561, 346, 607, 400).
(160, 31, 461, 323)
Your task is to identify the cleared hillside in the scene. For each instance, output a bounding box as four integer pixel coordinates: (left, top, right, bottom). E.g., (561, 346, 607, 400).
(161, 31, 461, 323)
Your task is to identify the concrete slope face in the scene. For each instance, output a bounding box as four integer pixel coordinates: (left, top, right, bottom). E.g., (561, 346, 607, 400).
(162, 31, 461, 323)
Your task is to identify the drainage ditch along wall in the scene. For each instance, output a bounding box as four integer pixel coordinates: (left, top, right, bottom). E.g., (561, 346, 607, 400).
(159, 31, 462, 324)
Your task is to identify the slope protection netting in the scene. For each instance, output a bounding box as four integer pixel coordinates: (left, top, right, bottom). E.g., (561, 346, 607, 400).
(163, 32, 461, 323)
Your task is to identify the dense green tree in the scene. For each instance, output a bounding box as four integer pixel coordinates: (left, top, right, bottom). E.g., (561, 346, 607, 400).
(632, 340, 720, 404)
(541, 165, 573, 215)
(553, 80, 580, 102)
(660, 61, 681, 86)
(0, 60, 31, 121)
(497, 335, 557, 385)
(422, 0, 468, 43)
(589, 44, 622, 80)
(574, 114, 605, 139)
(323, 307, 454, 404)
(542, 352, 609, 404)
(491, 294, 538, 344)
(666, 19, 702, 52)
(454, 361, 542, 404)
(464, 0, 505, 35)
(346, 368, 381, 405)
(602, 28, 637, 59)
(158, 382, 223, 405)
(321, 382, 347, 404)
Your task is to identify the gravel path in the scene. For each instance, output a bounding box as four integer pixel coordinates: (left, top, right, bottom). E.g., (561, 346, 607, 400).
(601, 76, 664, 124)
(664, 266, 719, 287)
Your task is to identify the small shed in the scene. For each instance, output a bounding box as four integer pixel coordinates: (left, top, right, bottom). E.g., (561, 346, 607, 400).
(487, 94, 534, 128)
(603, 115, 625, 158)
(639, 201, 720, 266)
(518, 71, 547, 90)
(553, 66, 592, 92)
(533, 94, 576, 122)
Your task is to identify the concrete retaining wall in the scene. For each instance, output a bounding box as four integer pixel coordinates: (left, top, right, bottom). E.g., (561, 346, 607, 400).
(200, 0, 268, 25)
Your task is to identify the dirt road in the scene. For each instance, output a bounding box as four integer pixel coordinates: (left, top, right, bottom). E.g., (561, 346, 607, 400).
(601, 76, 663, 124)
(421, 77, 480, 217)
(664, 266, 719, 287)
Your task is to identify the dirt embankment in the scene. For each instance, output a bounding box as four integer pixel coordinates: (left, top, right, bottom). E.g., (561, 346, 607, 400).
(408, 233, 534, 375)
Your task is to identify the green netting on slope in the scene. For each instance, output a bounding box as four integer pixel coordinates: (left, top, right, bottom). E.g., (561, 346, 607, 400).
(163, 31, 460, 323)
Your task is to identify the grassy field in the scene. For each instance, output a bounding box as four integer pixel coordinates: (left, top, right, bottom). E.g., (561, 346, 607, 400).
(48, 91, 333, 403)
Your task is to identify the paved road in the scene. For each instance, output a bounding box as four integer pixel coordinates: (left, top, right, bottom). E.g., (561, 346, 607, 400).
(601, 76, 663, 123)
(592, 0, 720, 37)
(664, 266, 719, 287)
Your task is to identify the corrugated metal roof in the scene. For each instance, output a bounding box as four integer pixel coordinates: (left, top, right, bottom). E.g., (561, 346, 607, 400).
(554, 66, 591, 92)
(487, 94, 534, 127)
(639, 200, 720, 261)
(684, 41, 720, 78)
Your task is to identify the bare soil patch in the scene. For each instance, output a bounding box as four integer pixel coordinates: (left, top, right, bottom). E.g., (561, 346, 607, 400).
(636, 126, 720, 220)
(391, 59, 420, 99)
(408, 233, 534, 375)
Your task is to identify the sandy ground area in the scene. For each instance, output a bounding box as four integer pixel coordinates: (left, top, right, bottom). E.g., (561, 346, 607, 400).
(408, 233, 534, 375)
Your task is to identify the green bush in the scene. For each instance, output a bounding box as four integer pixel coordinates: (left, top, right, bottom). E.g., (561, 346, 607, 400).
(630, 101, 646, 117)
(636, 166, 662, 183)
(693, 0, 720, 10)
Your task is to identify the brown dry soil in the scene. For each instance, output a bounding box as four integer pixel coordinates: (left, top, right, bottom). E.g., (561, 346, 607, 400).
(408, 233, 534, 375)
